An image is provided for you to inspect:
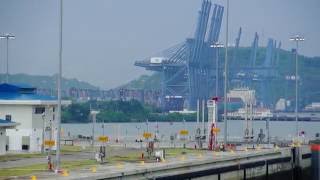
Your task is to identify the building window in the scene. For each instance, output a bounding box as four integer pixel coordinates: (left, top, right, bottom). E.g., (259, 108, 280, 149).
(5, 115, 11, 121)
(35, 107, 45, 114)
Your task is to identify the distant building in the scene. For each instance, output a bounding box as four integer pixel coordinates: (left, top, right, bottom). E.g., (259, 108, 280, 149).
(0, 118, 19, 155)
(275, 98, 286, 111)
(228, 107, 273, 119)
(0, 83, 70, 153)
(304, 102, 320, 112)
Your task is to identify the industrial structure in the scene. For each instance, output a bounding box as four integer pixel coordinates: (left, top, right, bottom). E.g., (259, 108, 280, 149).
(134, 0, 282, 111)
(135, 0, 224, 110)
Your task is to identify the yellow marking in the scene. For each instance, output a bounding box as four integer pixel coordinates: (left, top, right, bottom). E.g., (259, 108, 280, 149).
(116, 163, 124, 169)
(61, 170, 69, 177)
(179, 130, 189, 135)
(30, 175, 37, 180)
(230, 150, 235, 154)
(213, 151, 220, 156)
(212, 127, 220, 133)
(91, 166, 97, 173)
(140, 161, 145, 165)
(256, 145, 262, 151)
(179, 155, 186, 161)
(44, 140, 55, 147)
(98, 136, 109, 143)
(143, 132, 152, 139)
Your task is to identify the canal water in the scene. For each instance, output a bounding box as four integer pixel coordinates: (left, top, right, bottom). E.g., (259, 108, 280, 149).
(62, 121, 320, 142)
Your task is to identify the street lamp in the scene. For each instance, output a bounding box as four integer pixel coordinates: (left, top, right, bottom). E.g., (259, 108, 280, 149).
(289, 35, 304, 139)
(0, 33, 15, 83)
(210, 43, 224, 97)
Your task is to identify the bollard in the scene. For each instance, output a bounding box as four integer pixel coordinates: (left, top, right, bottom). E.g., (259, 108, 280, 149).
(311, 142, 320, 180)
(292, 146, 303, 180)
(140, 160, 145, 165)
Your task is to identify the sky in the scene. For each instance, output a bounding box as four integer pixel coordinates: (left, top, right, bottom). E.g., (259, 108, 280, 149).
(0, 0, 319, 89)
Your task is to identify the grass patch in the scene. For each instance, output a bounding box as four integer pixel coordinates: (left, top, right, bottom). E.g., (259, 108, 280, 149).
(0, 145, 85, 162)
(61, 145, 94, 153)
(0, 153, 44, 162)
(107, 148, 200, 163)
(164, 148, 200, 157)
(61, 145, 83, 153)
(0, 160, 97, 177)
(108, 151, 142, 163)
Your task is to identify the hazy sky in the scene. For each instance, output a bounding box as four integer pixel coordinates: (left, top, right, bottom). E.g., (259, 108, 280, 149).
(0, 0, 319, 89)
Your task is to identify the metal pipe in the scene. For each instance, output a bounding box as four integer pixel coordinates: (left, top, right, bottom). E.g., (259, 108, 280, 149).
(216, 48, 219, 97)
(202, 99, 205, 136)
(295, 41, 299, 138)
(197, 99, 199, 128)
(6, 38, 9, 83)
(266, 117, 270, 144)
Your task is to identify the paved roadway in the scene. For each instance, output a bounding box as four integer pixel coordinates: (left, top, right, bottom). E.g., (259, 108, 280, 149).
(18, 148, 283, 180)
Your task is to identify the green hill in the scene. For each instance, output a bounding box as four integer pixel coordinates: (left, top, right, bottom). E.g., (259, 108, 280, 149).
(0, 73, 98, 90)
(121, 73, 162, 90)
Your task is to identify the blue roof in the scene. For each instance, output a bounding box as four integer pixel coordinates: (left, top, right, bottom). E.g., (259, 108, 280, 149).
(0, 83, 35, 93)
(0, 83, 57, 101)
(0, 119, 17, 124)
(0, 92, 56, 101)
(8, 83, 35, 89)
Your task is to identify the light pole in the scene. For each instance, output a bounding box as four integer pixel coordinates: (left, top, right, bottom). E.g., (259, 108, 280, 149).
(210, 43, 224, 97)
(289, 35, 304, 138)
(55, 0, 63, 173)
(0, 33, 15, 83)
(223, 0, 230, 146)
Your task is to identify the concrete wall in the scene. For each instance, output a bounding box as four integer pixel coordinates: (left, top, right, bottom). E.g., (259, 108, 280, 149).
(0, 128, 6, 155)
(2, 104, 58, 152)
(0, 105, 32, 129)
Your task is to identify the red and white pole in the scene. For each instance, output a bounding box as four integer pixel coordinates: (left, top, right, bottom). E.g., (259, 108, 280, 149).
(207, 97, 218, 150)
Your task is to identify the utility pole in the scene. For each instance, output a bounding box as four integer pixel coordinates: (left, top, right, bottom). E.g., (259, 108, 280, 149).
(0, 33, 15, 83)
(289, 35, 304, 138)
(55, 0, 63, 173)
(223, 0, 230, 146)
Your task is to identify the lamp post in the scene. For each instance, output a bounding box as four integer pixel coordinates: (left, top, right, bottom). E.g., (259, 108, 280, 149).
(55, 0, 63, 173)
(223, 0, 230, 146)
(0, 33, 15, 83)
(289, 35, 304, 138)
(210, 43, 224, 97)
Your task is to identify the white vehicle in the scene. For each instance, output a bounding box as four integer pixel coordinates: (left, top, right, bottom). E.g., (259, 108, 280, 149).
(150, 57, 167, 64)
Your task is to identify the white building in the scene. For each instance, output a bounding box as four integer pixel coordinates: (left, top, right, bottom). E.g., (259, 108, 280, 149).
(0, 118, 19, 155)
(275, 98, 286, 111)
(0, 83, 70, 153)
